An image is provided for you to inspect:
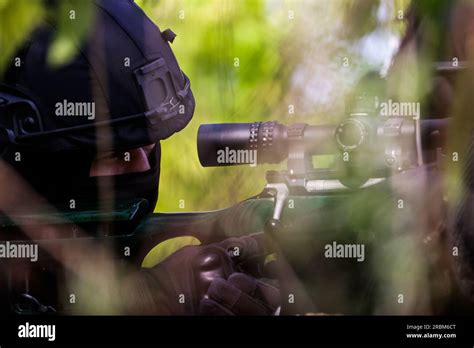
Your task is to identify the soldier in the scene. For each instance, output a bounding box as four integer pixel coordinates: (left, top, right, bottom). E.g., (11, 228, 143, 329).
(0, 0, 279, 315)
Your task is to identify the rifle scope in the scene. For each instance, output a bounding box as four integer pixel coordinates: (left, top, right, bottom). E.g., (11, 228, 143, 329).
(197, 119, 447, 167)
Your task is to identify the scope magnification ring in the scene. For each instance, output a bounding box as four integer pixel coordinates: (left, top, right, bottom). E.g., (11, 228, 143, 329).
(249, 121, 275, 154)
(249, 122, 260, 150)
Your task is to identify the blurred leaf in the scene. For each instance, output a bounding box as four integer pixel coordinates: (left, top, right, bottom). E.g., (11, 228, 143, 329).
(0, 0, 43, 74)
(343, 0, 380, 39)
(47, 0, 94, 67)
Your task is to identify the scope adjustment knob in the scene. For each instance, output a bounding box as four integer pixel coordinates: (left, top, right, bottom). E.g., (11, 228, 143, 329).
(335, 118, 368, 152)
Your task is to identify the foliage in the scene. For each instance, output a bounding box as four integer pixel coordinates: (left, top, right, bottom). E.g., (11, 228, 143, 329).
(0, 0, 43, 73)
(138, 0, 412, 211)
(137, 0, 299, 211)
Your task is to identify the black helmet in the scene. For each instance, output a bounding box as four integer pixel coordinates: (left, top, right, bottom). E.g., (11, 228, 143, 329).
(0, 0, 195, 153)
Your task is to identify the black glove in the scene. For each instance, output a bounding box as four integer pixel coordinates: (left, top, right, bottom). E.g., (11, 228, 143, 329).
(123, 235, 279, 315)
(199, 272, 280, 316)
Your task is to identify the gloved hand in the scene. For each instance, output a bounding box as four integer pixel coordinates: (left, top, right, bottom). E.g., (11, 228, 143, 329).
(123, 235, 280, 315)
(199, 272, 280, 316)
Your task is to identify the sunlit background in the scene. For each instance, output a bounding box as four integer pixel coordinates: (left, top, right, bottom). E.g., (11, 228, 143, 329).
(135, 0, 410, 212)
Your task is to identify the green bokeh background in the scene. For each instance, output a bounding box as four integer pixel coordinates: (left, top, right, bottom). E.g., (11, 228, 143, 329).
(136, 0, 410, 212)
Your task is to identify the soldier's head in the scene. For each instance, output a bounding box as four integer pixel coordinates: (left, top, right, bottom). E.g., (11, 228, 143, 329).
(0, 0, 195, 213)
